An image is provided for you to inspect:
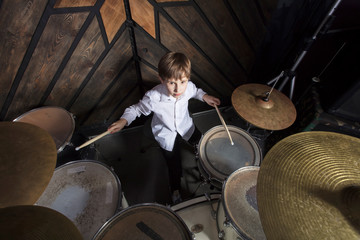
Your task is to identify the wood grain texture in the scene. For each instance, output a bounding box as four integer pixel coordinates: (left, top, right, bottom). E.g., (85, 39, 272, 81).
(194, 0, 255, 72)
(83, 61, 138, 125)
(6, 13, 89, 121)
(228, 0, 267, 50)
(165, 5, 247, 87)
(129, 0, 156, 38)
(100, 0, 126, 43)
(54, 0, 97, 8)
(140, 62, 161, 90)
(0, 0, 47, 109)
(159, 13, 234, 97)
(70, 30, 133, 124)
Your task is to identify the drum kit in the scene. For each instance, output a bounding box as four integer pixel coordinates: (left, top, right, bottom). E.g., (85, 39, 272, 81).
(0, 84, 359, 240)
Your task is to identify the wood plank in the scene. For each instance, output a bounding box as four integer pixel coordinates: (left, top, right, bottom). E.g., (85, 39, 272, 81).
(83, 61, 139, 125)
(129, 0, 156, 38)
(45, 17, 105, 107)
(159, 12, 235, 97)
(257, 0, 279, 23)
(54, 0, 97, 8)
(0, 0, 47, 111)
(140, 61, 161, 90)
(6, 12, 89, 121)
(70, 30, 133, 123)
(194, 0, 255, 72)
(100, 0, 126, 43)
(164, 5, 247, 87)
(228, 0, 267, 50)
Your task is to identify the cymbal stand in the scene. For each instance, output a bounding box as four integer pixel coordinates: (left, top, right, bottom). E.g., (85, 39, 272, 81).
(267, 0, 342, 100)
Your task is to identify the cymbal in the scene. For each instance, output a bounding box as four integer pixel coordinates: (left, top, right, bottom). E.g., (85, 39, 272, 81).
(257, 131, 360, 239)
(0, 205, 82, 240)
(231, 83, 296, 130)
(0, 122, 57, 208)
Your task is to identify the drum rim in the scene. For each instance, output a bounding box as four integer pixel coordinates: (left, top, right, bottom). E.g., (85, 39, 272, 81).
(13, 106, 75, 152)
(53, 160, 122, 213)
(198, 125, 262, 181)
(92, 203, 193, 240)
(220, 166, 264, 239)
(171, 193, 221, 212)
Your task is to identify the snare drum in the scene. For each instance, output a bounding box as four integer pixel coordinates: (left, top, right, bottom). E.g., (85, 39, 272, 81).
(35, 160, 122, 240)
(172, 194, 221, 240)
(14, 106, 75, 152)
(197, 125, 261, 188)
(93, 203, 193, 240)
(217, 166, 266, 240)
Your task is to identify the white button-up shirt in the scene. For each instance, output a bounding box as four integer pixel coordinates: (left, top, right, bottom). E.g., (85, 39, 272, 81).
(121, 81, 206, 151)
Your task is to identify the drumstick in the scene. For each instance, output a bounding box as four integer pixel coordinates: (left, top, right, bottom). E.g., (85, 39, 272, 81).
(214, 105, 234, 145)
(75, 131, 110, 151)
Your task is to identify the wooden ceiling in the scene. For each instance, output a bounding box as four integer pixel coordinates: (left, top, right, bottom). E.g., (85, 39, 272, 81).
(0, 0, 278, 127)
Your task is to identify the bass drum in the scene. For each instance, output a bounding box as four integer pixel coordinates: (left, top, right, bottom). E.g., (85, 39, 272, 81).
(172, 193, 221, 240)
(35, 160, 122, 240)
(93, 203, 193, 240)
(217, 166, 266, 240)
(197, 125, 261, 188)
(14, 106, 75, 152)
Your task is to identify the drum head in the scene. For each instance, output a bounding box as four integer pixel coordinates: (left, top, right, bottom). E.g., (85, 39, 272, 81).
(198, 126, 261, 181)
(93, 204, 192, 240)
(223, 166, 266, 240)
(36, 160, 121, 240)
(14, 106, 75, 151)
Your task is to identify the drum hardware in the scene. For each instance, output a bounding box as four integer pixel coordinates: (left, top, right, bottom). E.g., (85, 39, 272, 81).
(257, 131, 360, 239)
(204, 192, 217, 220)
(0, 122, 57, 208)
(231, 83, 297, 131)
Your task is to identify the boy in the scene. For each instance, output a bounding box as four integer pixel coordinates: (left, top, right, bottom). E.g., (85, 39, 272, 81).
(108, 52, 220, 204)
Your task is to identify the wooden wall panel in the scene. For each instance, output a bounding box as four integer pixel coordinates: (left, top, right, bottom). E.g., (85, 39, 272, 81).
(45, 17, 105, 107)
(165, 5, 247, 87)
(257, 0, 279, 23)
(140, 62, 161, 89)
(54, 0, 97, 8)
(159, 13, 234, 97)
(194, 0, 255, 72)
(100, 0, 126, 43)
(0, 0, 47, 109)
(129, 0, 156, 38)
(84, 61, 138, 125)
(70, 30, 133, 124)
(6, 12, 89, 120)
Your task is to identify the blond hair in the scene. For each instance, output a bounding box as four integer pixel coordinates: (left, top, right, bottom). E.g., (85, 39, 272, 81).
(158, 52, 191, 81)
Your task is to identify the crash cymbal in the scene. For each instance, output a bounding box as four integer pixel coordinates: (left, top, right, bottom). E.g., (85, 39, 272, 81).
(0, 205, 82, 240)
(257, 131, 360, 239)
(0, 122, 57, 208)
(231, 83, 296, 130)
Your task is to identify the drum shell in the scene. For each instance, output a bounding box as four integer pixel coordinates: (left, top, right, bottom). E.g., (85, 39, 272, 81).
(217, 166, 266, 240)
(35, 160, 122, 240)
(197, 125, 262, 185)
(93, 203, 192, 240)
(14, 106, 75, 152)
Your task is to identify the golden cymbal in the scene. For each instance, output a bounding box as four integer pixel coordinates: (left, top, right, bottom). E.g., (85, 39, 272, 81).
(231, 83, 297, 130)
(257, 131, 360, 239)
(0, 122, 57, 208)
(0, 205, 82, 240)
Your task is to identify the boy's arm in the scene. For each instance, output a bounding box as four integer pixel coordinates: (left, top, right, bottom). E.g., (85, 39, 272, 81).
(108, 118, 127, 133)
(203, 94, 221, 106)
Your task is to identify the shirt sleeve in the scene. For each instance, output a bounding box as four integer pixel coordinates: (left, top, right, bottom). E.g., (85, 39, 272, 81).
(120, 91, 154, 126)
(188, 81, 207, 101)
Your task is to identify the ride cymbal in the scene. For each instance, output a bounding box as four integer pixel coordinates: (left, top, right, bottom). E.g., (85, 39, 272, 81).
(0, 122, 57, 208)
(231, 83, 296, 130)
(257, 131, 360, 239)
(0, 205, 82, 240)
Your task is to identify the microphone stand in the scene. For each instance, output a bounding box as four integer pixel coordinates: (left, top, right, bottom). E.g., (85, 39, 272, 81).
(267, 0, 342, 100)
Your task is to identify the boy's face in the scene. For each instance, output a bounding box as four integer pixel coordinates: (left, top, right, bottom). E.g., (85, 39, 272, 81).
(161, 74, 189, 99)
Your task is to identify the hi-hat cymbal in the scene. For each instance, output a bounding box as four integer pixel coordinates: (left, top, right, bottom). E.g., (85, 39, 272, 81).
(0, 122, 57, 208)
(231, 83, 296, 130)
(0, 205, 82, 240)
(257, 131, 360, 239)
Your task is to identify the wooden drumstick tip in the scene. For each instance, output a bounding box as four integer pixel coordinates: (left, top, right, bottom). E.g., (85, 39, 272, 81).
(75, 147, 80, 151)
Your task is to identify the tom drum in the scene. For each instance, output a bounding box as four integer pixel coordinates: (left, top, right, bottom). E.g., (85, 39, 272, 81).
(35, 160, 122, 240)
(14, 106, 75, 152)
(93, 203, 193, 240)
(197, 125, 261, 188)
(217, 166, 266, 240)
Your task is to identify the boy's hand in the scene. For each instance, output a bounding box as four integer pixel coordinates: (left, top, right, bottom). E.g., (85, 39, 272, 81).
(203, 94, 221, 107)
(108, 118, 127, 133)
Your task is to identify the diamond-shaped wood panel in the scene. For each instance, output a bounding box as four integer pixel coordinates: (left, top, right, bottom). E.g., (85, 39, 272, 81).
(54, 0, 97, 8)
(129, 0, 155, 38)
(100, 0, 126, 43)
